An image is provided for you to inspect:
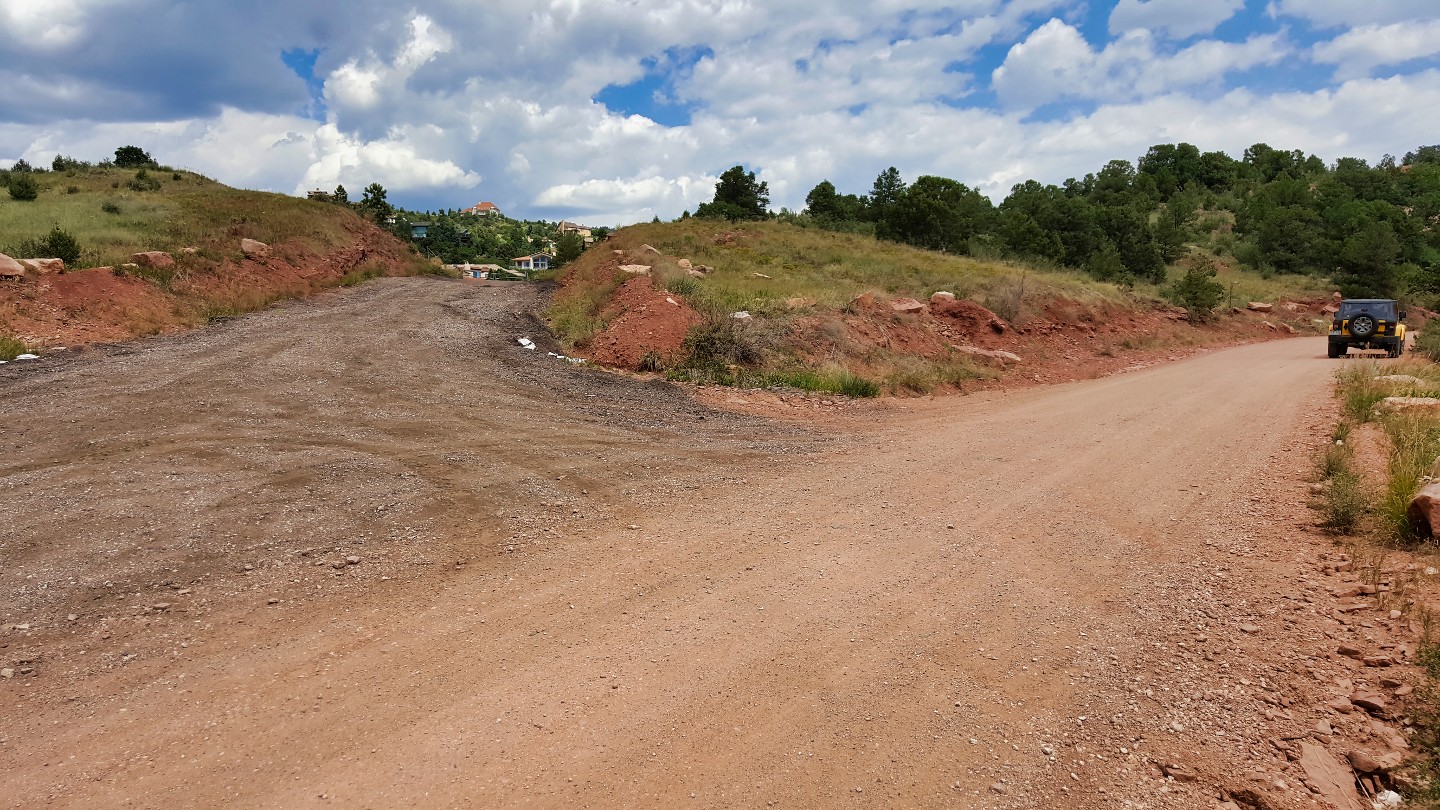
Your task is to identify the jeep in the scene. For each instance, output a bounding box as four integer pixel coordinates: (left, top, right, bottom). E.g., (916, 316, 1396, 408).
(1328, 298, 1406, 358)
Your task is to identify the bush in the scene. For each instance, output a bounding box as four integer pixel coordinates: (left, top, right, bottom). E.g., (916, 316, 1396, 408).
(101, 201, 121, 214)
(1415, 327, 1440, 363)
(127, 169, 161, 192)
(16, 226, 82, 265)
(0, 336, 29, 361)
(680, 316, 762, 368)
(1167, 260, 1226, 323)
(7, 174, 38, 201)
(114, 145, 155, 168)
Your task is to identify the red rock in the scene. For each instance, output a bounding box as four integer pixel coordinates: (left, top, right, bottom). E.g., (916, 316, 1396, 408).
(131, 251, 174, 268)
(241, 238, 270, 258)
(890, 298, 926, 313)
(0, 252, 24, 279)
(19, 258, 63, 274)
(1350, 691, 1388, 715)
(1248, 302, 1274, 312)
(1298, 743, 1366, 810)
(1406, 482, 1440, 538)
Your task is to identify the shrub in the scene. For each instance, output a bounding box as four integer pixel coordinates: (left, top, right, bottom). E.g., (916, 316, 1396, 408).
(1415, 327, 1440, 363)
(127, 169, 161, 192)
(680, 316, 762, 368)
(1323, 469, 1368, 534)
(0, 336, 29, 361)
(7, 174, 38, 201)
(114, 145, 155, 168)
(16, 226, 82, 265)
(101, 201, 121, 214)
(1337, 364, 1385, 423)
(1167, 259, 1226, 323)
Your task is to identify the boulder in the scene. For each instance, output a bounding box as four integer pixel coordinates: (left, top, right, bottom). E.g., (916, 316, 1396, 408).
(19, 258, 63, 274)
(1297, 743, 1366, 810)
(930, 291, 956, 303)
(890, 298, 927, 313)
(953, 344, 1022, 365)
(1281, 323, 1297, 335)
(0, 253, 24, 280)
(131, 251, 174, 268)
(1376, 375, 1426, 387)
(1380, 397, 1440, 415)
(1248, 302, 1274, 312)
(619, 265, 651, 275)
(1348, 749, 1404, 774)
(1406, 482, 1440, 538)
(677, 259, 693, 270)
(686, 268, 707, 279)
(240, 238, 270, 258)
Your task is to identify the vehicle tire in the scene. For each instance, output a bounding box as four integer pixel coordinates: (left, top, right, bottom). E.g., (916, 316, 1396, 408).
(1350, 314, 1377, 338)
(1328, 343, 1343, 358)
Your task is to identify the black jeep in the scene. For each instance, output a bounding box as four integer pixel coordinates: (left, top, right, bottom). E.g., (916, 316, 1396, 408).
(1328, 299, 1406, 358)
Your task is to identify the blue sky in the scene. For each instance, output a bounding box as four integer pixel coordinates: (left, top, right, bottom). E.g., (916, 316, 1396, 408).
(2, 0, 1438, 223)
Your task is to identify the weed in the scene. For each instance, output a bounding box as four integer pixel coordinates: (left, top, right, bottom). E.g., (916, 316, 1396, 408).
(0, 336, 29, 361)
(1380, 413, 1440, 542)
(664, 275, 701, 298)
(1338, 363, 1385, 423)
(101, 201, 121, 215)
(679, 316, 762, 369)
(1322, 469, 1368, 534)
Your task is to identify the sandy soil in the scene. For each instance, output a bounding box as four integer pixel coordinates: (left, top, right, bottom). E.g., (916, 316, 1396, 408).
(0, 278, 1428, 809)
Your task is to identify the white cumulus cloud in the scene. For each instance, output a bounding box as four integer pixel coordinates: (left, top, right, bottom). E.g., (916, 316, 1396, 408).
(1109, 0, 1245, 38)
(1312, 19, 1440, 79)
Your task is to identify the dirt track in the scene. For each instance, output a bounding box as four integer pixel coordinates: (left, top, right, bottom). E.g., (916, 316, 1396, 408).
(0, 278, 1411, 808)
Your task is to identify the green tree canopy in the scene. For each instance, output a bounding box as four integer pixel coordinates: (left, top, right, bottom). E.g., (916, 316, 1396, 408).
(695, 165, 770, 220)
(113, 145, 155, 168)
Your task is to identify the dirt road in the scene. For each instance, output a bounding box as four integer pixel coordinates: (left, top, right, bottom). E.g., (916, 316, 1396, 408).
(0, 279, 1400, 808)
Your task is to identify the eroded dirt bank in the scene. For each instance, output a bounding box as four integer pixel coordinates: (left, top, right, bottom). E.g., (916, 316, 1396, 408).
(0, 278, 1422, 809)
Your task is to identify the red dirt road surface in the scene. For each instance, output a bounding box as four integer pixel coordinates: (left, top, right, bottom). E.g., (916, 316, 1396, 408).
(0, 278, 1418, 809)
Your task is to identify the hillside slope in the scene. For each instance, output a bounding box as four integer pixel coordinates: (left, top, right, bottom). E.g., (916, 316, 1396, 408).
(551, 220, 1331, 395)
(0, 165, 427, 350)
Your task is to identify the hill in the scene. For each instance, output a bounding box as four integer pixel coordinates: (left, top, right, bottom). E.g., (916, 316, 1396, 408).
(550, 219, 1331, 396)
(0, 160, 429, 354)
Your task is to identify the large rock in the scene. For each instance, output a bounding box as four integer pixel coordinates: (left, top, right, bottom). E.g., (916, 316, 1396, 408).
(930, 291, 956, 303)
(1376, 375, 1427, 387)
(890, 298, 926, 313)
(619, 264, 652, 275)
(0, 253, 24, 280)
(1248, 301, 1274, 312)
(19, 258, 63, 274)
(131, 251, 174, 268)
(1406, 482, 1440, 538)
(1297, 743, 1366, 810)
(953, 344, 1022, 365)
(1379, 397, 1440, 415)
(240, 238, 270, 258)
(677, 259, 693, 270)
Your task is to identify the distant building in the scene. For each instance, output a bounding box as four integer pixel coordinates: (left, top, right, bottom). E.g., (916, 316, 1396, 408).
(410, 222, 432, 239)
(511, 253, 552, 274)
(448, 263, 507, 280)
(464, 201, 501, 217)
(557, 221, 595, 244)
(306, 189, 332, 202)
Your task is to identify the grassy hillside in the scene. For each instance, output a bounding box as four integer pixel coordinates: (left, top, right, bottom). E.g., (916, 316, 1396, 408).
(0, 164, 430, 355)
(0, 165, 373, 268)
(551, 219, 1331, 396)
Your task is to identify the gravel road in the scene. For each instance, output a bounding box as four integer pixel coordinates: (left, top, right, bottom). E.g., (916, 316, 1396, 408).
(0, 278, 1417, 809)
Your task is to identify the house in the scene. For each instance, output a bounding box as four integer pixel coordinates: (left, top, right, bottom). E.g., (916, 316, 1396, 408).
(306, 189, 332, 202)
(464, 201, 501, 217)
(449, 263, 506, 280)
(557, 221, 595, 243)
(511, 253, 552, 274)
(410, 222, 432, 239)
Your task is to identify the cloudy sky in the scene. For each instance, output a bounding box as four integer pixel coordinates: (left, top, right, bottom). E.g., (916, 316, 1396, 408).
(2, 1, 1437, 224)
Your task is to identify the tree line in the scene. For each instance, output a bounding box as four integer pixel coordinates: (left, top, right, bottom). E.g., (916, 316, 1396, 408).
(692, 143, 1440, 300)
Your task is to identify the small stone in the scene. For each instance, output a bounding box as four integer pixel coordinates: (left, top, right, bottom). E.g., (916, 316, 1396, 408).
(331, 560, 346, 569)
(267, 598, 281, 605)
(1313, 719, 1333, 736)
(0, 668, 12, 678)
(345, 555, 361, 565)
(67, 614, 77, 621)
(152, 602, 171, 611)
(628, 524, 640, 530)
(1239, 623, 1260, 634)
(989, 783, 1008, 794)
(1337, 645, 1364, 658)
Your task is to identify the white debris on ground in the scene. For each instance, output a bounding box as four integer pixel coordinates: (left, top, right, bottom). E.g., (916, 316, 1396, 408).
(516, 337, 536, 350)
(14, 353, 39, 360)
(547, 352, 586, 365)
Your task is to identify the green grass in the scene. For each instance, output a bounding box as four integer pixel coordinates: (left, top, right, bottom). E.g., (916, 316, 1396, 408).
(0, 166, 363, 269)
(1380, 413, 1440, 541)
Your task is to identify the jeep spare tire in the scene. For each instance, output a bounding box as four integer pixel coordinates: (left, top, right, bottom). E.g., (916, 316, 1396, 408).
(1350, 314, 1377, 338)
